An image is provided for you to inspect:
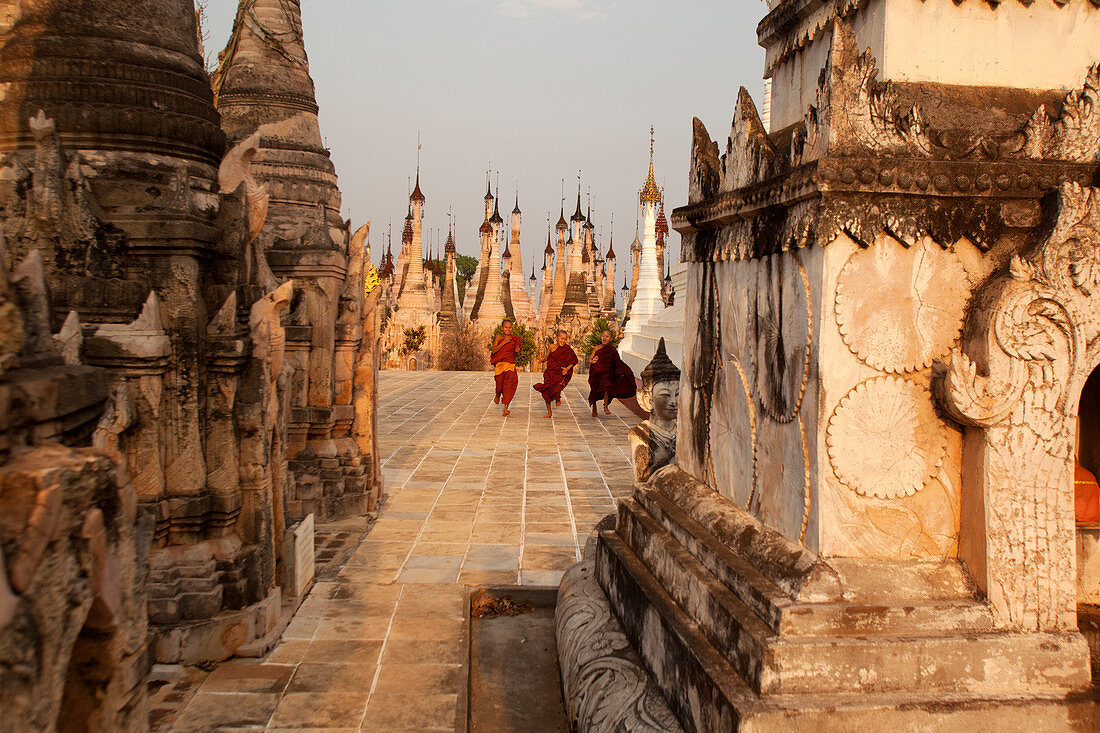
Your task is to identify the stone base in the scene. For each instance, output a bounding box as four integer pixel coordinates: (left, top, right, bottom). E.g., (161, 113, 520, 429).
(151, 586, 281, 665)
(557, 466, 1100, 732)
(555, 549, 682, 732)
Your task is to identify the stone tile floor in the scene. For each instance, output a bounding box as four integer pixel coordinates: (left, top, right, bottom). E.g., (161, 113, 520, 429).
(168, 370, 640, 732)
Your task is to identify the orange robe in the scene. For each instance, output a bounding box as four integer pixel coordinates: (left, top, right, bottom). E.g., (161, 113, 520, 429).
(1076, 460, 1100, 523)
(491, 334, 521, 406)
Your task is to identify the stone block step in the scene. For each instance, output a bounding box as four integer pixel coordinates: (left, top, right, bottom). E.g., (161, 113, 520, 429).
(638, 488, 993, 638)
(606, 508, 1090, 697)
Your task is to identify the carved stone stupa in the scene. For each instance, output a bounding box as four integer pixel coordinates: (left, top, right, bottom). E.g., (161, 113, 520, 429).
(215, 0, 379, 521)
(0, 0, 379, 673)
(557, 0, 1100, 729)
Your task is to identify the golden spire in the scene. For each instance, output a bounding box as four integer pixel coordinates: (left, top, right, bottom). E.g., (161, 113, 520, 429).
(639, 125, 661, 206)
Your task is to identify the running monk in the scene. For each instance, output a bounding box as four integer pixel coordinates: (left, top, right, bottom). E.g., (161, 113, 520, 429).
(491, 320, 522, 417)
(534, 330, 578, 418)
(588, 328, 647, 419)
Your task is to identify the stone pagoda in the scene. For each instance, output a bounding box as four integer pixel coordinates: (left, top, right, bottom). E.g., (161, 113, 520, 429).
(381, 166, 440, 369)
(0, 0, 379, 679)
(503, 194, 535, 325)
(470, 189, 508, 329)
(557, 0, 1100, 729)
(215, 0, 378, 522)
(621, 129, 666, 340)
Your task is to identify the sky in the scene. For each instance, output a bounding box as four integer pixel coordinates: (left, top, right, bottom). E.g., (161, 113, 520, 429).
(201, 0, 767, 284)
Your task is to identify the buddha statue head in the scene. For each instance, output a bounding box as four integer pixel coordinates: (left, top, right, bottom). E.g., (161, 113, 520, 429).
(639, 338, 680, 433)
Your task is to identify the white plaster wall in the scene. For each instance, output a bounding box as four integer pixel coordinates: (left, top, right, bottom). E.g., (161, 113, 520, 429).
(883, 0, 1100, 89)
(765, 0, 1099, 133)
(767, 0, 885, 131)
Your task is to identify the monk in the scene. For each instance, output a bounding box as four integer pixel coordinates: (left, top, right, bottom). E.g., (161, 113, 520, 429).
(490, 319, 522, 417)
(588, 328, 647, 419)
(534, 330, 578, 418)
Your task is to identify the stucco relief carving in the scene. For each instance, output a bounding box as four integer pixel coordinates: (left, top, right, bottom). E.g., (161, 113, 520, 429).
(709, 358, 756, 508)
(753, 255, 811, 423)
(938, 182, 1100, 631)
(555, 559, 682, 733)
(802, 20, 933, 163)
(836, 236, 971, 373)
(828, 376, 947, 500)
(721, 88, 776, 194)
(1016, 64, 1100, 163)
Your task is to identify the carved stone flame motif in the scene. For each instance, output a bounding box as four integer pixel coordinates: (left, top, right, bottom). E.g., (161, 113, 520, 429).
(828, 376, 946, 499)
(837, 237, 970, 374)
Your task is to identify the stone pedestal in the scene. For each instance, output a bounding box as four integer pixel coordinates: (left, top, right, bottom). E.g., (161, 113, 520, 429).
(557, 1, 1100, 729)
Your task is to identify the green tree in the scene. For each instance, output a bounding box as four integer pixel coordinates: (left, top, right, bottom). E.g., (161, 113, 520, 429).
(455, 255, 478, 303)
(580, 317, 622, 360)
(489, 320, 537, 369)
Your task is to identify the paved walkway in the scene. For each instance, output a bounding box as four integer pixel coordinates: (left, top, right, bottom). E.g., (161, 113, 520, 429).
(171, 370, 640, 732)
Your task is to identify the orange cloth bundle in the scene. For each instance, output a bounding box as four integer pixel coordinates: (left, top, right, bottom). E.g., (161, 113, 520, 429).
(1075, 461, 1100, 524)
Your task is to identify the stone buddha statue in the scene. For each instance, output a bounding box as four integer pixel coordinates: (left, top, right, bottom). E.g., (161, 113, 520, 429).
(628, 338, 680, 483)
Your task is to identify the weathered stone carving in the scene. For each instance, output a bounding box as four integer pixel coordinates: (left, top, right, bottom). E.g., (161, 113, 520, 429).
(708, 358, 756, 506)
(1017, 64, 1100, 162)
(802, 20, 933, 163)
(629, 338, 680, 484)
(555, 555, 682, 733)
(721, 88, 776, 193)
(753, 255, 811, 423)
(939, 182, 1100, 631)
(829, 376, 947, 500)
(836, 236, 971, 373)
(0, 240, 146, 731)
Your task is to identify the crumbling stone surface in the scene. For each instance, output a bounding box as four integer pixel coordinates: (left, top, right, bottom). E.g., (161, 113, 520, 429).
(0, 0, 379, 670)
(215, 0, 380, 522)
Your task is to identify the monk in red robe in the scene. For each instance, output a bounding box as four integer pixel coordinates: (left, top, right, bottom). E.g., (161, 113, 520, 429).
(534, 330, 578, 418)
(491, 320, 522, 417)
(588, 329, 647, 419)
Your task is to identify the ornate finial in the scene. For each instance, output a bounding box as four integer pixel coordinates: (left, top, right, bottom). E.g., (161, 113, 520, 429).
(640, 126, 661, 206)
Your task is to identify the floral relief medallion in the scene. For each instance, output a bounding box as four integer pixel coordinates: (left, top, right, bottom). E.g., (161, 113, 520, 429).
(827, 376, 947, 500)
(709, 358, 756, 508)
(753, 255, 812, 424)
(836, 236, 970, 374)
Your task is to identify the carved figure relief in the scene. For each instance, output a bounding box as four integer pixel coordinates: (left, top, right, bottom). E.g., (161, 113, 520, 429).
(828, 376, 947, 500)
(938, 183, 1100, 632)
(753, 254, 811, 423)
(836, 236, 971, 373)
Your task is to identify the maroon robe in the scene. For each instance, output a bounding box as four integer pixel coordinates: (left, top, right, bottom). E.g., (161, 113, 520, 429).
(534, 344, 578, 403)
(588, 343, 637, 405)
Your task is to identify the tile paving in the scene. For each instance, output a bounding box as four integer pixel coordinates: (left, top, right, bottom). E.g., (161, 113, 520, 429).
(170, 370, 640, 732)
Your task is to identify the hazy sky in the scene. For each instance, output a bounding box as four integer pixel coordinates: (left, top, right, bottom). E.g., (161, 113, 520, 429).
(202, 1, 767, 282)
